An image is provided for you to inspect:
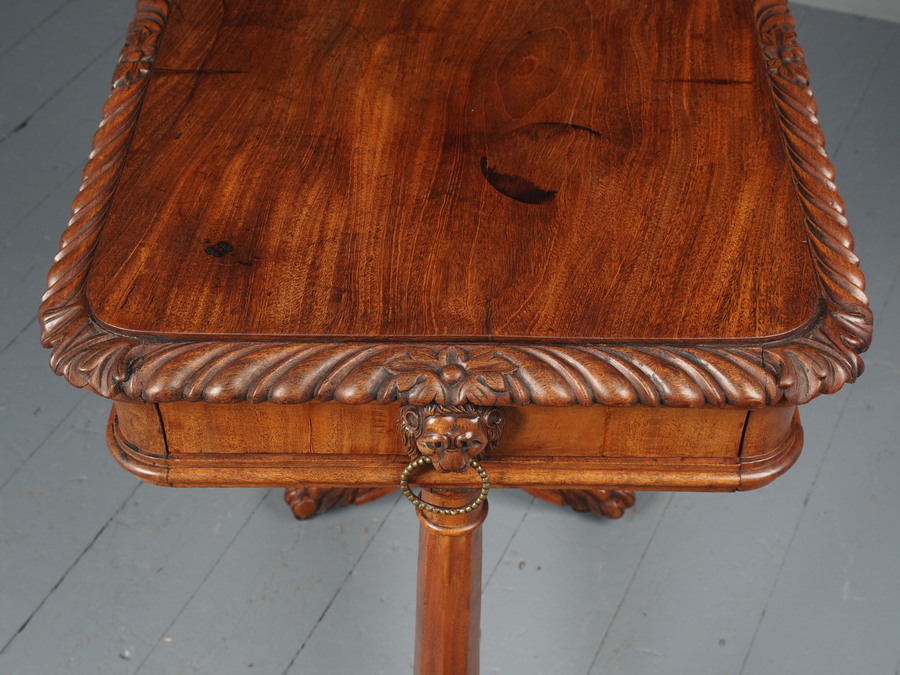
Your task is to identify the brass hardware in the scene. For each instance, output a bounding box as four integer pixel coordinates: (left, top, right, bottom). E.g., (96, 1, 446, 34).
(400, 456, 490, 516)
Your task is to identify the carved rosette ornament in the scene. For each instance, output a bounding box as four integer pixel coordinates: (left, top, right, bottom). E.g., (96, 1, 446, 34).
(387, 348, 517, 406)
(114, 15, 163, 88)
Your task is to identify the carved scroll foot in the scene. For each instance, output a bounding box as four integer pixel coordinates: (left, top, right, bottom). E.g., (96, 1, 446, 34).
(524, 488, 636, 519)
(283, 487, 394, 520)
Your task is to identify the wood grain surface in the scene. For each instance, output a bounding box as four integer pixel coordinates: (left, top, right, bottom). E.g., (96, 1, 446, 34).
(86, 0, 817, 341)
(39, 0, 872, 409)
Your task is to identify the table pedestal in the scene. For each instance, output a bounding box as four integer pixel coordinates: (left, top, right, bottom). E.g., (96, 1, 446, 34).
(414, 488, 486, 675)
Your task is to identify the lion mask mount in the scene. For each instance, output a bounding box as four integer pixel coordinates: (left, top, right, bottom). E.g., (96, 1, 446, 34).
(399, 404, 503, 473)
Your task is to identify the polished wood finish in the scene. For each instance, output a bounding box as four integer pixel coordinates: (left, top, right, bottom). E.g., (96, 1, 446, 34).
(39, 0, 871, 410)
(38, 0, 873, 673)
(154, 401, 750, 459)
(414, 489, 486, 675)
(86, 0, 820, 344)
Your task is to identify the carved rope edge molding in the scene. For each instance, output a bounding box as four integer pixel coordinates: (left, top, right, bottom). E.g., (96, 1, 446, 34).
(37, 0, 872, 408)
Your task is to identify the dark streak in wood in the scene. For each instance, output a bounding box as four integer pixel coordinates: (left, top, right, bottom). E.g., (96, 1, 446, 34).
(479, 156, 557, 205)
(532, 121, 604, 138)
(154, 68, 245, 75)
(204, 241, 233, 258)
(660, 78, 755, 85)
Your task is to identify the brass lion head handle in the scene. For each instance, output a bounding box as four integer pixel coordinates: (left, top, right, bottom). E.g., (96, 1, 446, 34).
(399, 404, 503, 473)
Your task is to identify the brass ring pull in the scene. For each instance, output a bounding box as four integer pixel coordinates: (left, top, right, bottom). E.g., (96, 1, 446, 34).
(400, 456, 490, 516)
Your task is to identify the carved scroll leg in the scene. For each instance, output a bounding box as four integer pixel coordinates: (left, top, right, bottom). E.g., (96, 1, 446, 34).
(283, 487, 394, 520)
(523, 488, 636, 519)
(415, 487, 486, 675)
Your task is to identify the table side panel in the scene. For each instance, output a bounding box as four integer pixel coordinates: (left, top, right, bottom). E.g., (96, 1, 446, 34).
(159, 401, 748, 459)
(114, 400, 167, 457)
(108, 401, 800, 491)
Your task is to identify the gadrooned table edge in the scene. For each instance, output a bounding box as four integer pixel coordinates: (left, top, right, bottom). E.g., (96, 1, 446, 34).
(38, 0, 872, 409)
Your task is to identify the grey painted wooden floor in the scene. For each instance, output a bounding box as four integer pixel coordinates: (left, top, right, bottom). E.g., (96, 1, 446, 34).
(1, 2, 898, 673)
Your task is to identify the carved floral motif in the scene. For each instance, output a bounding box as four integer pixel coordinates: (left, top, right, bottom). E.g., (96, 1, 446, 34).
(113, 21, 160, 88)
(760, 22, 809, 84)
(38, 0, 872, 409)
(386, 347, 517, 405)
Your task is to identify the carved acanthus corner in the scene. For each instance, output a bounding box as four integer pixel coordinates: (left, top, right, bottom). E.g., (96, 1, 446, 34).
(283, 487, 394, 520)
(524, 488, 636, 520)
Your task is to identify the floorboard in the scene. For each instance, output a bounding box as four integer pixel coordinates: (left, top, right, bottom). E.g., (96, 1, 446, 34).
(742, 283, 900, 673)
(0, 396, 136, 653)
(136, 491, 402, 675)
(480, 493, 673, 674)
(0, 0, 133, 143)
(0, 0, 70, 62)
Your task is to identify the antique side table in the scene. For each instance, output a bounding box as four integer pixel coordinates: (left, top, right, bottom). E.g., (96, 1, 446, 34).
(39, 0, 872, 672)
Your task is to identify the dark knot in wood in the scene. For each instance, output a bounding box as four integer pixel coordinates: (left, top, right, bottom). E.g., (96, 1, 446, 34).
(399, 404, 503, 473)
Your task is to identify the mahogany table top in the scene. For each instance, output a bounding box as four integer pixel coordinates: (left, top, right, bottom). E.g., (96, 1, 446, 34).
(40, 0, 871, 410)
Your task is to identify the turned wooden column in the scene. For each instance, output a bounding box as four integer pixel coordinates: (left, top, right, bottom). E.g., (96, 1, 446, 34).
(414, 487, 487, 675)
